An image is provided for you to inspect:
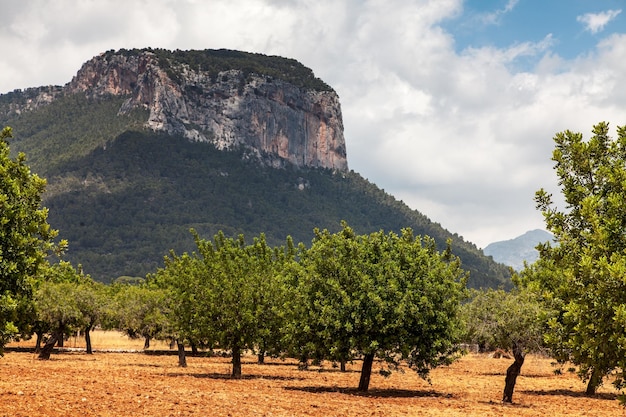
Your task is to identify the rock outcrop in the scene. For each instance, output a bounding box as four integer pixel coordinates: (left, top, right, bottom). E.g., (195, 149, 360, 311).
(65, 49, 348, 171)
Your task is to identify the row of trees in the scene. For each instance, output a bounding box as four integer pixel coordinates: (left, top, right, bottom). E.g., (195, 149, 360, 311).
(0, 122, 465, 393)
(5, 122, 626, 402)
(12, 223, 467, 392)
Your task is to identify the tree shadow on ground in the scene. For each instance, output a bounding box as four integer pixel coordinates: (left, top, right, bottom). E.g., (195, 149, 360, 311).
(477, 400, 533, 408)
(284, 386, 453, 398)
(119, 363, 162, 368)
(240, 360, 295, 367)
(239, 361, 360, 373)
(165, 372, 304, 381)
(481, 371, 553, 378)
(300, 368, 360, 374)
(521, 389, 617, 401)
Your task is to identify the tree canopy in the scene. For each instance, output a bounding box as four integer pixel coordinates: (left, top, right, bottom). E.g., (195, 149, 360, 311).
(529, 122, 626, 396)
(151, 230, 292, 377)
(289, 222, 467, 391)
(0, 126, 63, 354)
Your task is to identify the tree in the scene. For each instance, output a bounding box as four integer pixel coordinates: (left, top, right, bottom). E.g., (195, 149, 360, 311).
(459, 287, 552, 402)
(34, 280, 82, 359)
(532, 122, 626, 396)
(153, 230, 289, 377)
(290, 222, 467, 391)
(112, 282, 170, 351)
(149, 251, 202, 367)
(33, 261, 112, 357)
(0, 126, 63, 354)
(74, 279, 110, 354)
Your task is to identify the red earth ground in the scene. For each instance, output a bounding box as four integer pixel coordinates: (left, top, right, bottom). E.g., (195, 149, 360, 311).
(1, 331, 624, 416)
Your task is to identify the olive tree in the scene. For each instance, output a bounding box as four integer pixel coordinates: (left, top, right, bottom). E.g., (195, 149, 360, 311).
(34, 261, 90, 358)
(290, 222, 467, 391)
(459, 287, 552, 402)
(112, 282, 170, 351)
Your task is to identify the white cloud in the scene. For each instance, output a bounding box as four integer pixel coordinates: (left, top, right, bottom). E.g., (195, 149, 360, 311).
(577, 9, 622, 34)
(479, 0, 519, 26)
(0, 0, 625, 248)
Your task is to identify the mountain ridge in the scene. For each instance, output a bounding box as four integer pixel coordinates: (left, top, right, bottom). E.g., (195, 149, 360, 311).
(4, 48, 347, 171)
(0, 48, 512, 288)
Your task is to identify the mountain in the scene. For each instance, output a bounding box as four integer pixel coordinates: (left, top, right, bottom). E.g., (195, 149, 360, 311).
(483, 229, 554, 271)
(0, 48, 512, 288)
(2, 48, 346, 172)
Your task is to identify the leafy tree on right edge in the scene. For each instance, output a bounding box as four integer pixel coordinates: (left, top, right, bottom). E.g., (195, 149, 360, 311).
(523, 122, 626, 398)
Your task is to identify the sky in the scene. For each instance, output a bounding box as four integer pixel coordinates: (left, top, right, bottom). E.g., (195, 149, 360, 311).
(1, 0, 625, 249)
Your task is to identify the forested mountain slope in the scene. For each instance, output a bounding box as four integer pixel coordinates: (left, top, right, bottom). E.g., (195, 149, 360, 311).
(0, 49, 511, 288)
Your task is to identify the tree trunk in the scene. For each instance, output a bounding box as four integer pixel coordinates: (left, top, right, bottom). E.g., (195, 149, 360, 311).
(38, 331, 61, 360)
(191, 342, 198, 355)
(177, 340, 187, 367)
(232, 345, 242, 378)
(358, 353, 375, 391)
(586, 368, 602, 395)
(502, 344, 525, 403)
(34, 331, 43, 354)
(143, 336, 151, 350)
(258, 352, 265, 364)
(85, 325, 93, 354)
(340, 359, 346, 372)
(298, 353, 309, 370)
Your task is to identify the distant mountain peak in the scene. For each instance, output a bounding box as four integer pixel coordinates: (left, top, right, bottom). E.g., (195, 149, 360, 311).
(484, 229, 554, 271)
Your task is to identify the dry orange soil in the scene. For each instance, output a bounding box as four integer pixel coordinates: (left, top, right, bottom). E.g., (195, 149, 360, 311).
(1, 332, 624, 416)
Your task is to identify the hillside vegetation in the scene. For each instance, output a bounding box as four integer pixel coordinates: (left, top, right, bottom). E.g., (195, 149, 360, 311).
(1, 87, 510, 288)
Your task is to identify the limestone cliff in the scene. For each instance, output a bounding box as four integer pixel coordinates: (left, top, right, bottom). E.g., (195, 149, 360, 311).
(64, 49, 348, 171)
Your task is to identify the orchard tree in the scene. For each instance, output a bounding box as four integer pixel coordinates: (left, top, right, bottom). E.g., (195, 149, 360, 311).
(532, 122, 626, 395)
(74, 279, 110, 354)
(34, 261, 110, 357)
(459, 287, 552, 402)
(112, 282, 170, 351)
(194, 231, 290, 377)
(154, 230, 289, 376)
(149, 251, 203, 367)
(254, 236, 296, 364)
(34, 280, 82, 359)
(290, 222, 467, 391)
(0, 126, 64, 354)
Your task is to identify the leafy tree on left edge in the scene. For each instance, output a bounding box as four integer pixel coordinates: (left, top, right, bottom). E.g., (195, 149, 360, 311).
(0, 127, 66, 354)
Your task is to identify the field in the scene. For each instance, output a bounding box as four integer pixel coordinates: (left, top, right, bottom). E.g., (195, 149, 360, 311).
(1, 331, 624, 416)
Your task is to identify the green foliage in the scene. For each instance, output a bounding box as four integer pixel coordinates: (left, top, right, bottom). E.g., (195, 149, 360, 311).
(1, 91, 511, 288)
(35, 280, 83, 335)
(0, 126, 61, 354)
(459, 287, 552, 353)
(152, 231, 291, 377)
(529, 122, 626, 395)
(106, 48, 333, 92)
(288, 222, 467, 390)
(32, 261, 110, 352)
(4, 95, 147, 174)
(111, 282, 170, 344)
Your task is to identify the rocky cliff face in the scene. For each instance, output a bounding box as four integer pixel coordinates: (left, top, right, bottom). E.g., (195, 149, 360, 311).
(64, 50, 348, 171)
